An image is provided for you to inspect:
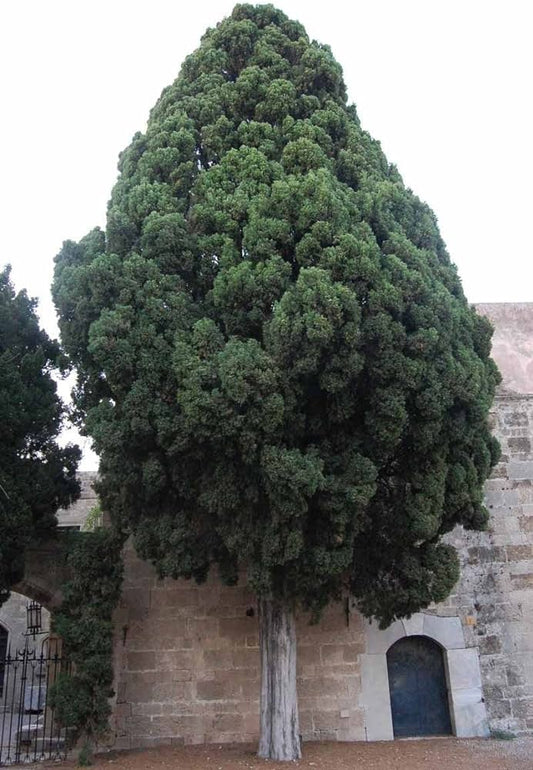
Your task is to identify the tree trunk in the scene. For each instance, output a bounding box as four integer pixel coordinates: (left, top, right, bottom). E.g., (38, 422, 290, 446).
(258, 597, 302, 761)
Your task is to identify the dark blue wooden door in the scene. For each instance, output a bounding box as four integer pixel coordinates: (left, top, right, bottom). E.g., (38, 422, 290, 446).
(387, 635, 452, 737)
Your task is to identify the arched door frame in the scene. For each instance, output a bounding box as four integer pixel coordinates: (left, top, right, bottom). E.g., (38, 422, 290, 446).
(0, 618, 12, 639)
(359, 612, 489, 740)
(0, 622, 8, 699)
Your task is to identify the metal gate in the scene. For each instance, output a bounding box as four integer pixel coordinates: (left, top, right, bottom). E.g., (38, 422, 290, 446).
(387, 635, 452, 738)
(0, 642, 71, 766)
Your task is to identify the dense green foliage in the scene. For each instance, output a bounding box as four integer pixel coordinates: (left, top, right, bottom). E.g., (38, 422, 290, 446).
(53, 4, 500, 627)
(50, 529, 124, 743)
(0, 266, 80, 603)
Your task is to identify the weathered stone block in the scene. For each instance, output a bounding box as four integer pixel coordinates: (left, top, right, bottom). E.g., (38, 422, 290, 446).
(152, 680, 194, 702)
(150, 588, 199, 609)
(321, 663, 359, 678)
(202, 649, 232, 669)
(504, 411, 529, 427)
(509, 461, 533, 480)
(239, 679, 260, 699)
(219, 617, 256, 639)
(477, 603, 512, 623)
(423, 614, 465, 649)
(231, 648, 259, 668)
(508, 437, 532, 454)
(452, 693, 490, 738)
(479, 635, 502, 655)
(127, 651, 156, 671)
(342, 643, 364, 662)
(313, 710, 340, 730)
(155, 650, 194, 671)
(402, 614, 425, 636)
(114, 701, 132, 717)
(212, 713, 244, 732)
(243, 712, 260, 734)
(363, 618, 404, 654)
(298, 645, 321, 665)
(506, 545, 533, 561)
(512, 699, 533, 719)
(468, 546, 506, 564)
(196, 679, 239, 701)
(511, 573, 533, 590)
(320, 644, 348, 665)
(298, 676, 346, 699)
(447, 648, 483, 690)
(218, 667, 258, 685)
(519, 516, 533, 533)
(125, 672, 157, 702)
(120, 588, 150, 611)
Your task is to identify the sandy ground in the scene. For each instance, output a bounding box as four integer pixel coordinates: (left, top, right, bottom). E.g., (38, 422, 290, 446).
(23, 737, 533, 770)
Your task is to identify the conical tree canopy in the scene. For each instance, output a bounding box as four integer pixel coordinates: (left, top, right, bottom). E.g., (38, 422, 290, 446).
(54, 3, 499, 626)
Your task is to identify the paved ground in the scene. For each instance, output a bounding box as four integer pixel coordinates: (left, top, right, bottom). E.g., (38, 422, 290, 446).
(24, 736, 533, 770)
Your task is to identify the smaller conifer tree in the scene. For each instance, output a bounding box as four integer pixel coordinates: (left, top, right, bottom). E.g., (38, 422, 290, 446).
(0, 266, 80, 602)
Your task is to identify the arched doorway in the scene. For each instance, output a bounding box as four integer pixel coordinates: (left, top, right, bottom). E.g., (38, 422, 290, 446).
(387, 635, 452, 737)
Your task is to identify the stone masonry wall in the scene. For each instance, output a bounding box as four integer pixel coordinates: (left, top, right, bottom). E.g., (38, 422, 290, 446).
(112, 547, 365, 749)
(56, 472, 98, 530)
(440, 394, 533, 734)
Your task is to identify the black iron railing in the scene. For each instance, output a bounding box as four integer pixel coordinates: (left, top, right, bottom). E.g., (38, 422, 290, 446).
(0, 642, 71, 766)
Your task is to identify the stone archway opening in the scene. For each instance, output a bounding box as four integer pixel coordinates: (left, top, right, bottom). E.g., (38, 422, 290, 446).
(0, 591, 68, 765)
(360, 612, 489, 741)
(386, 635, 452, 738)
(0, 590, 51, 656)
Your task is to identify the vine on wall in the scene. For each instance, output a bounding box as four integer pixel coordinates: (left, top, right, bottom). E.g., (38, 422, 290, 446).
(50, 528, 124, 751)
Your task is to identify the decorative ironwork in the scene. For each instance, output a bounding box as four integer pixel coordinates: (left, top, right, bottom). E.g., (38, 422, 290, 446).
(25, 602, 43, 639)
(0, 642, 71, 766)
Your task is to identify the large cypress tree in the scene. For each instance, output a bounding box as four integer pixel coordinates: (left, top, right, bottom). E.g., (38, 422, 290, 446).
(53, 4, 500, 760)
(0, 266, 80, 603)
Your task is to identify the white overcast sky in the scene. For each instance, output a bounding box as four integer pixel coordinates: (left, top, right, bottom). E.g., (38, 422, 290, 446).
(1, 0, 531, 468)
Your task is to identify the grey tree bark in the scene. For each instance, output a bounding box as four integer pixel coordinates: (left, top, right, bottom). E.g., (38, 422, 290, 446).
(258, 597, 302, 761)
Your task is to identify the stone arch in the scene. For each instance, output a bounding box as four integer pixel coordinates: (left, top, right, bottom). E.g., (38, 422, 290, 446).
(11, 580, 55, 611)
(0, 590, 51, 654)
(11, 539, 70, 612)
(359, 612, 489, 741)
(0, 615, 14, 638)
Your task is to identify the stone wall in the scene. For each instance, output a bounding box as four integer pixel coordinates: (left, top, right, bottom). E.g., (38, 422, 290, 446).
(112, 548, 366, 749)
(56, 472, 98, 530)
(470, 303, 533, 733)
(447, 394, 533, 734)
(418, 303, 533, 735)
